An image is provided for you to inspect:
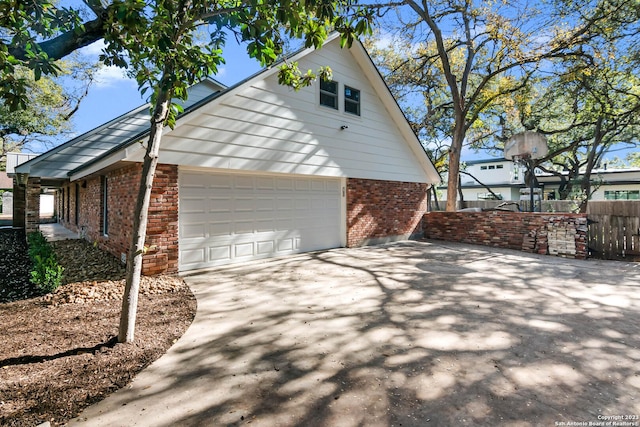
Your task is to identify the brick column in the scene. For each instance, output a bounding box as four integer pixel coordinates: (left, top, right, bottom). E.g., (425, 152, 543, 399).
(142, 164, 179, 275)
(26, 177, 41, 234)
(12, 178, 26, 230)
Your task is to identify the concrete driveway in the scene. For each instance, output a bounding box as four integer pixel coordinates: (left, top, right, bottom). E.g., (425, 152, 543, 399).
(69, 240, 640, 427)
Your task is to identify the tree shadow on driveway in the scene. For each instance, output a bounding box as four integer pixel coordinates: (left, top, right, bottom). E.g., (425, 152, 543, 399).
(69, 240, 640, 427)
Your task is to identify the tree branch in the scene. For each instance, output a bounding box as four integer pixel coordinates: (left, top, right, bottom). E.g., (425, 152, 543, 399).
(9, 17, 107, 62)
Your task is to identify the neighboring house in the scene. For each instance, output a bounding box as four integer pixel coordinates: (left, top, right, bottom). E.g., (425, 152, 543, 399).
(0, 171, 13, 215)
(5, 157, 53, 216)
(538, 167, 640, 201)
(440, 157, 640, 202)
(439, 159, 527, 201)
(0, 172, 13, 190)
(12, 34, 440, 274)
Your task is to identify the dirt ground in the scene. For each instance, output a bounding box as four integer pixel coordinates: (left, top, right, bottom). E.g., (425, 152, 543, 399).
(0, 236, 196, 427)
(68, 240, 640, 427)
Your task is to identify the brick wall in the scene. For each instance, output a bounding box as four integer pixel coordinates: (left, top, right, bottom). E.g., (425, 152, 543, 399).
(58, 163, 179, 275)
(12, 179, 25, 229)
(423, 211, 588, 259)
(347, 178, 427, 247)
(26, 177, 41, 234)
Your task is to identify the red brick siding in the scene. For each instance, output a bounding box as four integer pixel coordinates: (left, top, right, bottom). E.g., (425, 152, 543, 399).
(423, 211, 588, 259)
(347, 178, 427, 247)
(12, 179, 26, 229)
(58, 163, 179, 275)
(26, 177, 41, 234)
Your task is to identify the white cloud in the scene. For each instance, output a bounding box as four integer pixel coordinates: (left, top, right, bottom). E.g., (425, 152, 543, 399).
(78, 40, 135, 88)
(94, 65, 135, 88)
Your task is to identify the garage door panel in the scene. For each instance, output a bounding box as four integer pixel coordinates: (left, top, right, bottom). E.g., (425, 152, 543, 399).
(209, 245, 231, 262)
(257, 240, 275, 254)
(255, 197, 275, 211)
(180, 174, 207, 188)
(311, 180, 326, 191)
(181, 247, 206, 264)
(295, 180, 310, 190)
(235, 198, 255, 211)
(277, 238, 294, 251)
(179, 170, 341, 271)
(235, 176, 254, 189)
(181, 222, 207, 239)
(233, 220, 254, 234)
(255, 220, 275, 232)
(276, 178, 294, 190)
(209, 175, 233, 189)
(277, 198, 294, 210)
(208, 222, 233, 236)
(181, 197, 207, 213)
(256, 177, 275, 190)
(208, 196, 233, 210)
(234, 242, 255, 258)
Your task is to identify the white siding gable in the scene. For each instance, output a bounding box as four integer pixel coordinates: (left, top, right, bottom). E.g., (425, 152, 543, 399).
(142, 38, 436, 184)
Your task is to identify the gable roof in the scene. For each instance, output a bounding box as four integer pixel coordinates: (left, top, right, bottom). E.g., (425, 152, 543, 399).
(14, 78, 226, 182)
(19, 36, 440, 185)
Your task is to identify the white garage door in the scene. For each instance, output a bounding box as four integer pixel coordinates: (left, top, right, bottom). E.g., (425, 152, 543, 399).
(178, 170, 343, 271)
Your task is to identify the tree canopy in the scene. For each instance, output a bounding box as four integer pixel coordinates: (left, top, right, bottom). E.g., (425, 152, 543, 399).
(0, 60, 94, 169)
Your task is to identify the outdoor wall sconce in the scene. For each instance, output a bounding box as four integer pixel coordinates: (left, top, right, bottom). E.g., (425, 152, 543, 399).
(340, 125, 349, 130)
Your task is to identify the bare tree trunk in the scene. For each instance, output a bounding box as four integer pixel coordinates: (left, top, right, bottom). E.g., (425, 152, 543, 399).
(579, 118, 604, 213)
(430, 185, 441, 211)
(118, 88, 171, 343)
(445, 123, 465, 212)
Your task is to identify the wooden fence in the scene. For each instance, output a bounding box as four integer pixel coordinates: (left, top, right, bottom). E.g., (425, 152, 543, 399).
(586, 201, 640, 260)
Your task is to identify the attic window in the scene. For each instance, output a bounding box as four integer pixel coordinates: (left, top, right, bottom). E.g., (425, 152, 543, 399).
(344, 86, 360, 116)
(320, 80, 338, 110)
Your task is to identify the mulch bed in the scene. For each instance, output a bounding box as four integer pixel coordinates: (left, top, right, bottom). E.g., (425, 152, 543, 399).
(0, 229, 197, 426)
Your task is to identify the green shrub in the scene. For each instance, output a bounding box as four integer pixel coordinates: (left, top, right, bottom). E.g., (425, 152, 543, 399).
(27, 231, 64, 294)
(30, 254, 64, 293)
(27, 231, 52, 259)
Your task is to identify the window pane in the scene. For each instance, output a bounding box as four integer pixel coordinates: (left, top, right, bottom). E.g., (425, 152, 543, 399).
(629, 191, 640, 200)
(320, 80, 338, 109)
(345, 86, 359, 101)
(320, 80, 337, 94)
(345, 100, 359, 115)
(344, 86, 360, 116)
(320, 92, 338, 109)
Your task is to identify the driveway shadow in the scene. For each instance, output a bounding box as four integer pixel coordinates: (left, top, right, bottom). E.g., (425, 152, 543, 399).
(69, 240, 640, 427)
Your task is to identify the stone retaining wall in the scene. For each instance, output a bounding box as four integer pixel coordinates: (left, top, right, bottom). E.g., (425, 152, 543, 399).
(423, 211, 588, 259)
